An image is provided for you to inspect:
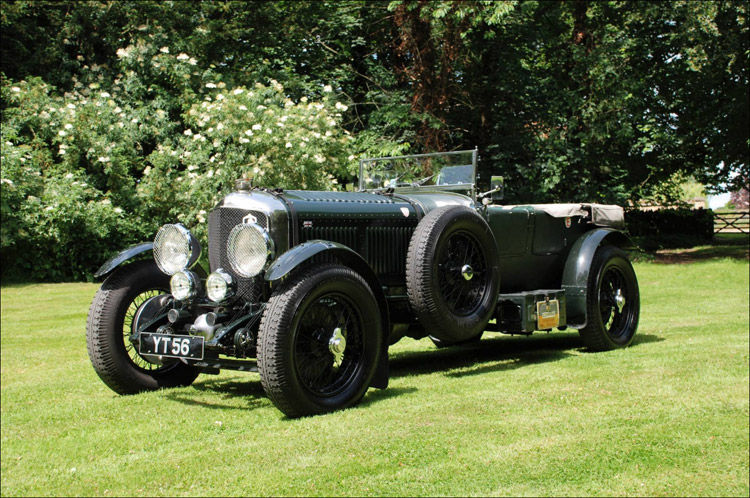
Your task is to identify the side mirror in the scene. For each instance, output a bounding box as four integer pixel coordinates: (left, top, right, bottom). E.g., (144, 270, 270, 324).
(490, 176, 504, 201)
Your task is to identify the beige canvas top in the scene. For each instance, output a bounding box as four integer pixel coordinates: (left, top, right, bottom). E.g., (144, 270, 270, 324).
(494, 203, 625, 229)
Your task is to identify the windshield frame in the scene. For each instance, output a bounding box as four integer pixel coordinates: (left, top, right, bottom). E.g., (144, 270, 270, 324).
(358, 149, 478, 198)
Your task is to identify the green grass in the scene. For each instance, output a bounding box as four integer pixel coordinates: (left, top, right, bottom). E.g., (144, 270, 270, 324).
(2, 255, 748, 496)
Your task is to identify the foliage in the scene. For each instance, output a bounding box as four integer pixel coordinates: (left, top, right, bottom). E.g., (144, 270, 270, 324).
(1, 0, 748, 280)
(1, 41, 354, 280)
(626, 207, 715, 250)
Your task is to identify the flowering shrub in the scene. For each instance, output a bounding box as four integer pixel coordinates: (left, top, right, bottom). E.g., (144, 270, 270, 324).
(1, 44, 356, 281)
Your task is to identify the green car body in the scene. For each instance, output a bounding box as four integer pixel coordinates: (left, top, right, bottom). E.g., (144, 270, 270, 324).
(87, 150, 640, 417)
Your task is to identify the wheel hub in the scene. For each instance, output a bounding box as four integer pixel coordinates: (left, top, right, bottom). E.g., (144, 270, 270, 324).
(614, 288, 625, 313)
(328, 327, 346, 365)
(461, 264, 474, 281)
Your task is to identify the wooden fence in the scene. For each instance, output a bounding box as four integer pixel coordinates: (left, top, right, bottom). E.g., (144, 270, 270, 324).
(714, 211, 750, 234)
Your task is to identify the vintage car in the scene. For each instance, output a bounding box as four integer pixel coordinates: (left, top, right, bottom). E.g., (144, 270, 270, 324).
(86, 149, 640, 417)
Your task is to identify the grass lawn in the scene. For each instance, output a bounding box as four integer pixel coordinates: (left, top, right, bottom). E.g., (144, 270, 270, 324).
(1, 237, 748, 496)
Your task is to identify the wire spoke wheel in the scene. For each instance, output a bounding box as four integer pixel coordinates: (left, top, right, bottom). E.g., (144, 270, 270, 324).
(294, 294, 364, 397)
(86, 260, 200, 394)
(258, 264, 382, 418)
(123, 289, 171, 372)
(436, 230, 488, 316)
(579, 246, 640, 351)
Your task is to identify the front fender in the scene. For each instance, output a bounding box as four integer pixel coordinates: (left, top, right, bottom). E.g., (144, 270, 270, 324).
(94, 242, 154, 278)
(561, 228, 633, 328)
(264, 240, 390, 389)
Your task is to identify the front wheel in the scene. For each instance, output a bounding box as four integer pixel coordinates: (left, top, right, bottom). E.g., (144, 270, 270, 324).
(258, 264, 382, 418)
(578, 246, 640, 351)
(86, 260, 200, 394)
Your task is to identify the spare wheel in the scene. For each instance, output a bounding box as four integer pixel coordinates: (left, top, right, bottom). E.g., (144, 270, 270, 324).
(406, 205, 500, 342)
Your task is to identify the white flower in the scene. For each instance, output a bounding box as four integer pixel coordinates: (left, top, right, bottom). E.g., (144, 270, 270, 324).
(323, 85, 333, 92)
(58, 130, 67, 137)
(218, 82, 226, 89)
(348, 155, 356, 161)
(239, 105, 248, 111)
(1, 178, 14, 185)
(216, 93, 225, 101)
(113, 107, 122, 114)
(335, 102, 348, 111)
(64, 123, 73, 130)
(45, 206, 55, 211)
(239, 137, 250, 144)
(188, 57, 197, 65)
(143, 166, 151, 176)
(101, 199, 111, 205)
(300, 96, 308, 103)
(67, 103, 76, 110)
(233, 88, 244, 95)
(285, 142, 292, 148)
(265, 128, 272, 134)
(193, 133, 203, 141)
(98, 156, 110, 163)
(176, 53, 190, 61)
(114, 207, 123, 214)
(251, 124, 262, 131)
(159, 46, 169, 54)
(99, 92, 111, 98)
(11, 87, 21, 93)
(184, 129, 193, 136)
(116, 47, 130, 58)
(205, 83, 217, 89)
(216, 123, 224, 130)
(65, 173, 74, 179)
(244, 129, 254, 136)
(315, 154, 325, 163)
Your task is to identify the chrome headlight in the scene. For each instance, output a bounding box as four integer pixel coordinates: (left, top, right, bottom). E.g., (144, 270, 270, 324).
(206, 269, 236, 303)
(227, 223, 274, 278)
(170, 270, 200, 302)
(153, 224, 201, 275)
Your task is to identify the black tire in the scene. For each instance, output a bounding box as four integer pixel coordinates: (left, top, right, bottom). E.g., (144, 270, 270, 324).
(406, 206, 500, 342)
(86, 260, 200, 394)
(578, 246, 640, 351)
(257, 264, 382, 418)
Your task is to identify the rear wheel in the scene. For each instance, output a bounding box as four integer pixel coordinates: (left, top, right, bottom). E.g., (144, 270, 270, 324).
(578, 246, 640, 351)
(258, 264, 382, 418)
(86, 260, 200, 394)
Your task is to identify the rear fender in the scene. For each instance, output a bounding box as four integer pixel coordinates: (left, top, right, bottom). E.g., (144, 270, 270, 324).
(265, 240, 390, 389)
(561, 229, 633, 328)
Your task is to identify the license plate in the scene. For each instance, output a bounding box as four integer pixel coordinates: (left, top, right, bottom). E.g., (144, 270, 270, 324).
(139, 333, 204, 360)
(536, 299, 560, 329)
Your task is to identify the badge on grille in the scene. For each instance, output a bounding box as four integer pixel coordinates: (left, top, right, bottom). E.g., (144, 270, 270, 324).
(243, 214, 258, 225)
(303, 221, 313, 228)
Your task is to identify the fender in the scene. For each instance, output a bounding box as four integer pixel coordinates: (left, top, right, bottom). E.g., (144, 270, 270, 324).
(265, 240, 390, 389)
(561, 228, 633, 328)
(94, 242, 154, 278)
(94, 242, 207, 279)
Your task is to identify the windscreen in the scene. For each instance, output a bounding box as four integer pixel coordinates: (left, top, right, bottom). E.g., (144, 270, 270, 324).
(359, 150, 476, 191)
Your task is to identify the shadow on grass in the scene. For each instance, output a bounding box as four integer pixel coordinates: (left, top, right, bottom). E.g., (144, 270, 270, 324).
(166, 331, 663, 412)
(651, 233, 749, 264)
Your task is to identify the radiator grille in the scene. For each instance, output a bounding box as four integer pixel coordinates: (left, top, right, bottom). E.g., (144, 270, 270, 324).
(299, 223, 413, 277)
(208, 207, 266, 301)
(365, 226, 413, 275)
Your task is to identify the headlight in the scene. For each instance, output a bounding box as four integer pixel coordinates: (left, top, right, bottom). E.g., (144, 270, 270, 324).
(227, 223, 274, 278)
(206, 269, 236, 303)
(153, 224, 201, 275)
(170, 270, 200, 302)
